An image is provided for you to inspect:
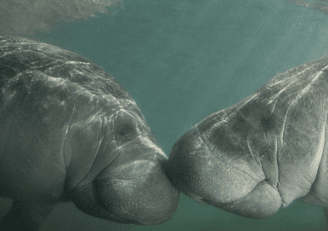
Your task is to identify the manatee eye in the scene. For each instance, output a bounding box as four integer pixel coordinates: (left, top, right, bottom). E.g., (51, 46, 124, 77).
(117, 123, 136, 137)
(114, 112, 139, 143)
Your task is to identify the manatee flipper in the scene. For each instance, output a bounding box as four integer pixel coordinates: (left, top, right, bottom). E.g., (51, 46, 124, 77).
(0, 200, 54, 231)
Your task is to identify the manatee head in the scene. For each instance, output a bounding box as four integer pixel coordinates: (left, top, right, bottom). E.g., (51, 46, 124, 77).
(166, 56, 328, 220)
(67, 101, 180, 225)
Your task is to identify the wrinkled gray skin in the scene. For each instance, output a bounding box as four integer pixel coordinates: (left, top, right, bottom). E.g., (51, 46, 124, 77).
(0, 35, 179, 231)
(166, 55, 328, 227)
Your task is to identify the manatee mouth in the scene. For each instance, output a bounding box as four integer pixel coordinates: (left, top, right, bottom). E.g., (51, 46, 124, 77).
(71, 166, 179, 226)
(95, 168, 179, 225)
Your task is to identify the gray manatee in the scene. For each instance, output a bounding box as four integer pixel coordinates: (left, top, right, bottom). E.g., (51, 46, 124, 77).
(166, 55, 328, 227)
(0, 35, 179, 231)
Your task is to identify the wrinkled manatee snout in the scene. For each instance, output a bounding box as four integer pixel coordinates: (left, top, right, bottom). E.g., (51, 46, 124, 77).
(167, 125, 281, 219)
(72, 146, 180, 226)
(67, 109, 180, 226)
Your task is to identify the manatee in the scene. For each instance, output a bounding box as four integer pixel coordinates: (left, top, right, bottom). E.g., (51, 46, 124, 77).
(0, 35, 179, 231)
(166, 55, 328, 228)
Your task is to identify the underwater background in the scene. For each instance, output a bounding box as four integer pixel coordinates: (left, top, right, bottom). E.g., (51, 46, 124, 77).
(1, 0, 328, 230)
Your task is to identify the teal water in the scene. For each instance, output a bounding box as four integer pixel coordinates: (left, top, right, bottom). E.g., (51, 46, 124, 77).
(4, 0, 328, 230)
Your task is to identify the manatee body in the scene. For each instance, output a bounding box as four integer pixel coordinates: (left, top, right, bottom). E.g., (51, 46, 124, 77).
(0, 35, 179, 230)
(166, 56, 328, 225)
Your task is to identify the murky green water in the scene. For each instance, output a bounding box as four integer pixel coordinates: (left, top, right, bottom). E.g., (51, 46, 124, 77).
(2, 0, 328, 230)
